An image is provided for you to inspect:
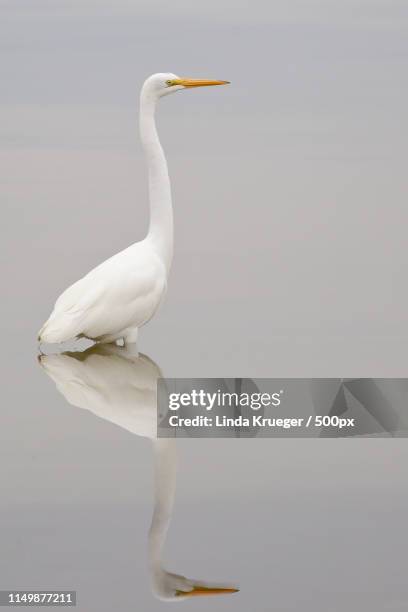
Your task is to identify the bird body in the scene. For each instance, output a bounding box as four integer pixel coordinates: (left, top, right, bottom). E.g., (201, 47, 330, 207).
(38, 73, 228, 346)
(39, 238, 166, 344)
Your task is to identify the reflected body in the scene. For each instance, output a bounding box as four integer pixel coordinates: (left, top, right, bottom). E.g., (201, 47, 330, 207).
(38, 74, 228, 346)
(39, 346, 238, 601)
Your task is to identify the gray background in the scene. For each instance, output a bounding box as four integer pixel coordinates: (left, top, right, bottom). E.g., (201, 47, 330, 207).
(1, 0, 408, 610)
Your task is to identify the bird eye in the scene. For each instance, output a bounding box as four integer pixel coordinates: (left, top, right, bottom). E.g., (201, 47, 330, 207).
(166, 79, 173, 86)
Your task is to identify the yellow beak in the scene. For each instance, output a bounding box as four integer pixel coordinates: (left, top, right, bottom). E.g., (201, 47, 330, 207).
(176, 585, 239, 598)
(170, 78, 230, 88)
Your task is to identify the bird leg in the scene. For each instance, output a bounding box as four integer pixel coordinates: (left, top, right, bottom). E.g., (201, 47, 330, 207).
(123, 327, 139, 345)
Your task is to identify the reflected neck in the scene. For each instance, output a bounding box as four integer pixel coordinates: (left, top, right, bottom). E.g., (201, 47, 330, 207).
(140, 89, 173, 274)
(148, 439, 177, 570)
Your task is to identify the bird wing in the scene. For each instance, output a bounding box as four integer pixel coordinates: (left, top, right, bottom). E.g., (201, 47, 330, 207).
(40, 242, 166, 342)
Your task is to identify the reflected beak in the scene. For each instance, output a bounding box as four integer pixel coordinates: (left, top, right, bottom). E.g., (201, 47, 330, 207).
(177, 585, 239, 598)
(171, 78, 230, 88)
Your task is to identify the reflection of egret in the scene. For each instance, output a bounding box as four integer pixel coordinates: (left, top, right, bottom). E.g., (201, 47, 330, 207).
(39, 345, 238, 601)
(38, 74, 229, 347)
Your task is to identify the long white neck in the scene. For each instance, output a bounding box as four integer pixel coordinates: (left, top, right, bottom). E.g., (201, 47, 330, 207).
(140, 87, 173, 274)
(148, 438, 177, 573)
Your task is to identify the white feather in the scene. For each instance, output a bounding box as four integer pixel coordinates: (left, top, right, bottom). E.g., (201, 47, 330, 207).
(39, 240, 166, 343)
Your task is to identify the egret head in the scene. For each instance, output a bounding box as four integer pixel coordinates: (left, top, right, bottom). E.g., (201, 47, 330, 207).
(143, 72, 230, 99)
(152, 570, 239, 602)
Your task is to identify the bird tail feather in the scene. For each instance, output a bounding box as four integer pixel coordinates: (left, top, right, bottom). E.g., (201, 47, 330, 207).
(38, 311, 84, 344)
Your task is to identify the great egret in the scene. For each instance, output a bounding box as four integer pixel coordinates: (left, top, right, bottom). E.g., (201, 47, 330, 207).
(38, 74, 229, 346)
(39, 345, 238, 601)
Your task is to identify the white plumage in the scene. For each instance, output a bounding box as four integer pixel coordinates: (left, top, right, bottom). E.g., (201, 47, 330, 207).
(38, 73, 229, 346)
(39, 240, 165, 344)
